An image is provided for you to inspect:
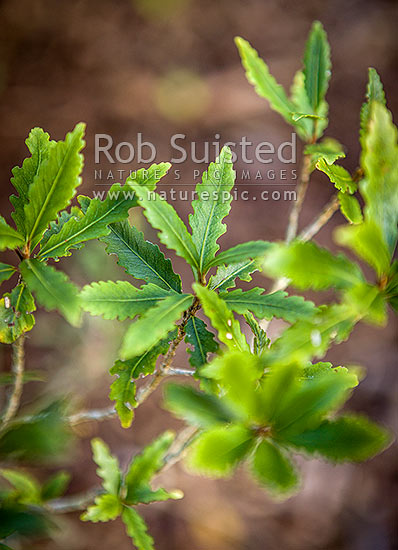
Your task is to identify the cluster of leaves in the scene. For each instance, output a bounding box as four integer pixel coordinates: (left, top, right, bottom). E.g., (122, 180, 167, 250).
(0, 19, 396, 550)
(82, 433, 182, 550)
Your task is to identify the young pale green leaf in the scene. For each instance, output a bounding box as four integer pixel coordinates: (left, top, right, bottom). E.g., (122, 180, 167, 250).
(304, 138, 345, 166)
(121, 293, 193, 359)
(40, 471, 71, 501)
(128, 184, 199, 272)
(338, 192, 363, 225)
(193, 284, 249, 352)
(80, 281, 172, 321)
(124, 431, 180, 505)
(185, 316, 218, 368)
(360, 101, 398, 255)
(164, 384, 234, 428)
(0, 284, 36, 344)
(335, 221, 390, 277)
(360, 68, 386, 142)
(287, 414, 391, 462)
(20, 259, 80, 326)
(303, 21, 331, 112)
(270, 369, 358, 438)
(91, 438, 121, 496)
(316, 159, 356, 194)
(222, 288, 317, 323)
(122, 507, 154, 550)
(110, 336, 172, 428)
(263, 241, 364, 290)
(235, 37, 295, 125)
(189, 146, 236, 274)
(82, 494, 122, 523)
(0, 217, 25, 251)
(209, 260, 258, 292)
(23, 123, 85, 248)
(250, 440, 299, 497)
(289, 70, 316, 140)
(10, 128, 52, 235)
(0, 263, 16, 284)
(201, 351, 263, 420)
(187, 424, 253, 478)
(37, 183, 138, 260)
(207, 240, 271, 269)
(0, 468, 41, 504)
(102, 220, 181, 292)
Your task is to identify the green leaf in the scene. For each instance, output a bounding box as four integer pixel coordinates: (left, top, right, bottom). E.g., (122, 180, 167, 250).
(82, 494, 121, 523)
(360, 68, 386, 141)
(209, 260, 258, 292)
(360, 101, 398, 254)
(40, 208, 82, 249)
(207, 240, 271, 269)
(316, 158, 356, 194)
(189, 146, 236, 273)
(80, 281, 172, 321)
(386, 261, 398, 312)
(0, 284, 36, 344)
(10, 127, 52, 235)
(0, 401, 72, 462)
(263, 241, 364, 290)
(303, 21, 331, 112)
(201, 351, 263, 420)
(128, 184, 199, 272)
(125, 431, 181, 505)
(125, 163, 171, 195)
(40, 471, 71, 501)
(121, 293, 193, 359)
(244, 312, 270, 355)
(289, 70, 316, 140)
(193, 284, 248, 352)
(335, 221, 390, 277)
(164, 384, 234, 428)
(102, 220, 181, 292)
(338, 192, 363, 225)
(0, 263, 16, 284)
(110, 336, 172, 428)
(0, 217, 24, 252)
(122, 507, 154, 550)
(287, 414, 391, 462)
(235, 37, 295, 125)
(250, 440, 299, 497)
(91, 438, 121, 495)
(20, 259, 80, 326)
(222, 288, 316, 323)
(270, 369, 359, 438)
(184, 316, 218, 368)
(37, 183, 138, 260)
(0, 469, 41, 504)
(304, 138, 345, 166)
(23, 123, 85, 248)
(187, 424, 253, 478)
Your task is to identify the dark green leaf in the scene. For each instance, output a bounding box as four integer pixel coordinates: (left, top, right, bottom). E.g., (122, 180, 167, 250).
(102, 220, 181, 292)
(303, 21, 331, 112)
(184, 316, 218, 368)
(209, 260, 258, 292)
(190, 146, 236, 273)
(0, 217, 24, 252)
(0, 263, 16, 284)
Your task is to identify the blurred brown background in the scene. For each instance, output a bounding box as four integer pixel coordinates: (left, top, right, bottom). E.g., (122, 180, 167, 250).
(0, 0, 397, 548)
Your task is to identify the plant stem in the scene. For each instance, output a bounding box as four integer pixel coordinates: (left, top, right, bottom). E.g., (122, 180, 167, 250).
(1, 335, 25, 428)
(69, 405, 117, 425)
(299, 193, 339, 241)
(285, 153, 312, 243)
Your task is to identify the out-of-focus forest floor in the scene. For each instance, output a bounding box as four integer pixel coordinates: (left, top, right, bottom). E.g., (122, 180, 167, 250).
(0, 0, 397, 548)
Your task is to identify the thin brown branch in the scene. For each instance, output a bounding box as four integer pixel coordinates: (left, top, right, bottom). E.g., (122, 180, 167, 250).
(299, 193, 339, 242)
(68, 405, 117, 426)
(285, 153, 312, 243)
(1, 335, 25, 428)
